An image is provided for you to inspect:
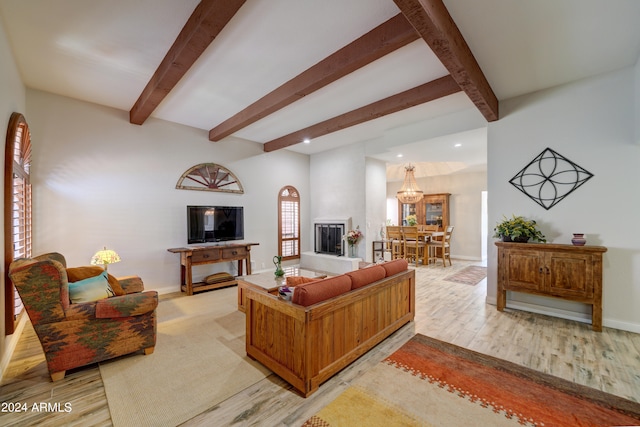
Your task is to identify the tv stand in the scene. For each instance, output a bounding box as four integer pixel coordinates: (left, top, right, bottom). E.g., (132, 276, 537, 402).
(167, 243, 259, 295)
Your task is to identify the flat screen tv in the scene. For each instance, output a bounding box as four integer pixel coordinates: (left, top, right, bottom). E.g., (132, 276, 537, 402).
(187, 206, 244, 244)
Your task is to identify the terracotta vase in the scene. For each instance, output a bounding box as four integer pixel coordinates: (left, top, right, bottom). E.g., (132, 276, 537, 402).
(571, 233, 587, 246)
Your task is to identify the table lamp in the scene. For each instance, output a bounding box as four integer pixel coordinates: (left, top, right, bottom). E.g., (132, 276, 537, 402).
(91, 247, 121, 271)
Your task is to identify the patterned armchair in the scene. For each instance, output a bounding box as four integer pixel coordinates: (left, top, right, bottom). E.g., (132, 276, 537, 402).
(9, 252, 158, 381)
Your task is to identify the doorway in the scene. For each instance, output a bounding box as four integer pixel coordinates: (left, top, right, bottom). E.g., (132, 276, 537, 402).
(481, 191, 488, 263)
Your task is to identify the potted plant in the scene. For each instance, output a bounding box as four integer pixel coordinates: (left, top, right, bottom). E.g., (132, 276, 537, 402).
(493, 215, 546, 243)
(405, 215, 417, 226)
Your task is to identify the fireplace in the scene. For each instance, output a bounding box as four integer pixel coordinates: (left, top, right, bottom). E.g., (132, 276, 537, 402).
(315, 223, 344, 256)
(302, 218, 358, 273)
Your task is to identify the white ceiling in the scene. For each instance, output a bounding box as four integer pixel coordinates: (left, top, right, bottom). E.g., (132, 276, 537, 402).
(2, 0, 640, 178)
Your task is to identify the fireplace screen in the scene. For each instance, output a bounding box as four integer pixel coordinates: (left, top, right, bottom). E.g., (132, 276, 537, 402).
(315, 223, 344, 256)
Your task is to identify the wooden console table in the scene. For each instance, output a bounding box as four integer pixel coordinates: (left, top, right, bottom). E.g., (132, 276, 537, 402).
(495, 241, 607, 331)
(168, 243, 259, 295)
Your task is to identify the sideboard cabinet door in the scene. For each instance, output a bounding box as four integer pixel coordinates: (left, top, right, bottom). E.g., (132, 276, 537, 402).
(546, 252, 594, 300)
(501, 249, 545, 293)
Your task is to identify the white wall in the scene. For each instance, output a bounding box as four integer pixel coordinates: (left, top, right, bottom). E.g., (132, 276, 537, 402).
(310, 143, 369, 258)
(387, 171, 487, 260)
(365, 157, 387, 262)
(0, 16, 27, 379)
(27, 89, 310, 294)
(488, 66, 640, 332)
(636, 55, 640, 144)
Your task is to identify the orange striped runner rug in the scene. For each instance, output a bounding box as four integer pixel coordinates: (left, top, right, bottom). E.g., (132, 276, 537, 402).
(303, 334, 640, 426)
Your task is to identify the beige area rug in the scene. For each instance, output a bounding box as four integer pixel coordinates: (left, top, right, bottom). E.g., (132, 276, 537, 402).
(99, 286, 271, 427)
(443, 265, 487, 286)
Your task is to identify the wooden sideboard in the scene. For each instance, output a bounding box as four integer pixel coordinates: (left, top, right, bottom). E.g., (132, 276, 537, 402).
(495, 242, 607, 331)
(168, 243, 259, 295)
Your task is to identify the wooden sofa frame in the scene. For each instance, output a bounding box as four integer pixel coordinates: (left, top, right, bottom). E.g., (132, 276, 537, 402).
(244, 268, 415, 397)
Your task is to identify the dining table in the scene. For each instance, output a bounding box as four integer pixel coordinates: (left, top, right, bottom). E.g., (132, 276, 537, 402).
(413, 229, 444, 264)
(417, 229, 443, 242)
(382, 226, 445, 263)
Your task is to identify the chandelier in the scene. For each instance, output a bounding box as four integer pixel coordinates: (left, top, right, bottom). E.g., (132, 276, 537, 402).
(396, 164, 423, 204)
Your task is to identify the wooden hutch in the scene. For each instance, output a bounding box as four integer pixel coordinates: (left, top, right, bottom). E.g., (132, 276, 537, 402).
(398, 193, 450, 231)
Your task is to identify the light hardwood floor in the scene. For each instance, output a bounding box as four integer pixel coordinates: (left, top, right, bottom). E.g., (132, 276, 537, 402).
(1, 260, 639, 426)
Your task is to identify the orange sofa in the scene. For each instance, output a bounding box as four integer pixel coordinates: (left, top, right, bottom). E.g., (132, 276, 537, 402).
(244, 259, 414, 397)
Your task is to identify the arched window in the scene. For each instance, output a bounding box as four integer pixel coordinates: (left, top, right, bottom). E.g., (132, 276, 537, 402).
(278, 186, 300, 260)
(4, 112, 32, 335)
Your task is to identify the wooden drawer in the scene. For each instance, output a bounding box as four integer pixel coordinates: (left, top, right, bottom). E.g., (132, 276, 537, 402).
(191, 249, 220, 263)
(222, 246, 247, 259)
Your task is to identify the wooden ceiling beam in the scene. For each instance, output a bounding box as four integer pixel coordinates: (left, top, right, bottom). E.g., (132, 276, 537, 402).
(208, 13, 419, 141)
(263, 75, 461, 152)
(129, 0, 246, 125)
(393, 0, 498, 121)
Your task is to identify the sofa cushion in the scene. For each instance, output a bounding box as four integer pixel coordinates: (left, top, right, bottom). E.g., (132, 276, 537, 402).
(68, 270, 115, 303)
(292, 275, 352, 307)
(381, 259, 409, 277)
(347, 265, 386, 289)
(67, 266, 125, 296)
(286, 276, 320, 287)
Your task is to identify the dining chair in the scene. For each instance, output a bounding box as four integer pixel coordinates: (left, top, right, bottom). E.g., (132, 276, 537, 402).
(419, 224, 439, 245)
(386, 226, 404, 260)
(427, 226, 454, 267)
(402, 226, 426, 266)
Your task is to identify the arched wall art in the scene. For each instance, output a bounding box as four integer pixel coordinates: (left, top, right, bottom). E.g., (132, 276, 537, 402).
(509, 147, 593, 210)
(176, 163, 244, 193)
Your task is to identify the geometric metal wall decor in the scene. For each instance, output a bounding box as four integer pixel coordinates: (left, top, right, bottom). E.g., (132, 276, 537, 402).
(175, 163, 244, 193)
(509, 147, 593, 210)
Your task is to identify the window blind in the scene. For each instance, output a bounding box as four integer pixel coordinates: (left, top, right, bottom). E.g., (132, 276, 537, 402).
(4, 113, 31, 334)
(278, 187, 300, 259)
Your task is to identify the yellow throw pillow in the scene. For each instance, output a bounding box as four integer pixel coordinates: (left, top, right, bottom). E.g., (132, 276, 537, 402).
(68, 271, 115, 303)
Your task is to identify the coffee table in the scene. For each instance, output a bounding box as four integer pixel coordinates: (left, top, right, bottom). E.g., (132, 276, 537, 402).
(237, 266, 328, 312)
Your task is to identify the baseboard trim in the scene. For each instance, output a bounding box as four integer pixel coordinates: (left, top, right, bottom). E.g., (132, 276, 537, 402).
(506, 301, 591, 324)
(484, 297, 640, 334)
(451, 254, 482, 261)
(603, 318, 640, 334)
(155, 285, 180, 295)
